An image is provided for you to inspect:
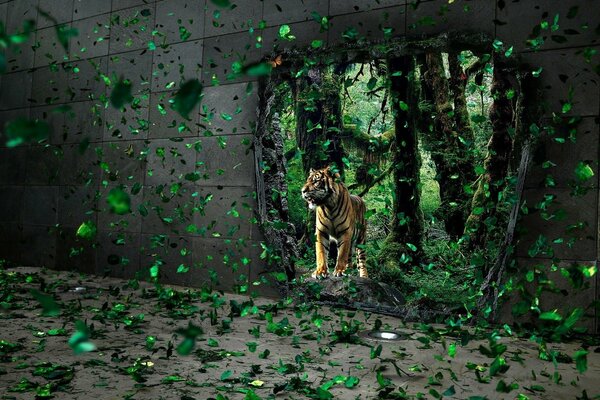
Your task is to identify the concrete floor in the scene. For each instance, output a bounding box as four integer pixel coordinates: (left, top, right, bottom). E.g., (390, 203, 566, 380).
(0, 267, 598, 399)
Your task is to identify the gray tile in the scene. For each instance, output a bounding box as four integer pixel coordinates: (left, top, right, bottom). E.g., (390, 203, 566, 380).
(517, 188, 598, 260)
(72, 0, 111, 21)
(22, 186, 59, 226)
(193, 185, 256, 239)
(141, 184, 197, 235)
(34, 24, 69, 67)
(263, 0, 328, 26)
(329, 6, 406, 45)
(148, 90, 200, 139)
(30, 64, 70, 106)
(406, 0, 494, 38)
(5, 38, 35, 72)
(261, 19, 328, 55)
(67, 56, 108, 101)
(104, 96, 151, 140)
(496, 0, 599, 52)
(151, 39, 203, 92)
(0, 3, 6, 31)
(140, 232, 194, 285)
(155, 0, 206, 45)
(110, 5, 156, 53)
(196, 134, 255, 186)
(58, 143, 102, 185)
(191, 237, 252, 290)
(0, 147, 28, 184)
(201, 82, 258, 135)
(20, 224, 57, 268)
(71, 14, 111, 59)
(101, 140, 148, 184)
(24, 145, 62, 185)
(202, 31, 263, 85)
(56, 226, 97, 273)
(526, 117, 599, 190)
(144, 138, 197, 186)
(62, 100, 106, 143)
(38, 0, 75, 29)
(5, 0, 37, 34)
(108, 49, 153, 94)
(112, 0, 155, 12)
(57, 185, 98, 228)
(519, 48, 600, 117)
(30, 105, 66, 145)
(0, 222, 23, 265)
(96, 230, 142, 278)
(330, 0, 404, 15)
(0, 70, 33, 110)
(204, 0, 261, 37)
(0, 186, 23, 223)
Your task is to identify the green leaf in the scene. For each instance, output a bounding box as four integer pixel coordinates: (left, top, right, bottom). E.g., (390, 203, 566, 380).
(210, 0, 231, 7)
(76, 221, 97, 240)
(30, 290, 61, 317)
(107, 187, 131, 215)
(110, 78, 134, 109)
(345, 376, 359, 388)
(4, 117, 50, 147)
(55, 24, 79, 51)
(311, 39, 324, 48)
(574, 162, 594, 181)
(68, 321, 96, 354)
(442, 385, 456, 396)
(220, 370, 233, 381)
(172, 79, 204, 119)
(539, 310, 562, 321)
(574, 350, 588, 373)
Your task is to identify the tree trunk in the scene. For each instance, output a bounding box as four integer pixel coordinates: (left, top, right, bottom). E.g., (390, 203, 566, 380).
(418, 52, 473, 239)
(292, 67, 346, 177)
(254, 79, 299, 284)
(379, 56, 423, 266)
(464, 56, 516, 249)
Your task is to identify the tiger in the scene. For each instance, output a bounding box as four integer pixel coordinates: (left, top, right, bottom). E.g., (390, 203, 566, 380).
(301, 166, 368, 279)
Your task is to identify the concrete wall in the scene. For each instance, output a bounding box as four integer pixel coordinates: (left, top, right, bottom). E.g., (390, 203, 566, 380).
(0, 0, 598, 325)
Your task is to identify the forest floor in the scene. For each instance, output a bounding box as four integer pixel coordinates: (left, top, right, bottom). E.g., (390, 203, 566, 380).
(1, 266, 599, 400)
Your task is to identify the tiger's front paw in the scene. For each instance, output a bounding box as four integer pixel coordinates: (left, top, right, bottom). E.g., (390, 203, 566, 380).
(332, 268, 347, 277)
(311, 268, 329, 279)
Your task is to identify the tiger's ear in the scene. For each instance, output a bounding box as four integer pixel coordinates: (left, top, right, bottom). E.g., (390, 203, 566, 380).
(309, 168, 316, 175)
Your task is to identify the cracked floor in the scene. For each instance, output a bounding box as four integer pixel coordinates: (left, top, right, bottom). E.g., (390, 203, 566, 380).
(0, 266, 599, 399)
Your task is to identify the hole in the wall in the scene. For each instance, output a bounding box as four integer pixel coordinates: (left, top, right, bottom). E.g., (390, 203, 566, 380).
(254, 33, 537, 320)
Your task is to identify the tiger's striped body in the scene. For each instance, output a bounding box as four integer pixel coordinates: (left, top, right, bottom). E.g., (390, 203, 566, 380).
(301, 167, 368, 278)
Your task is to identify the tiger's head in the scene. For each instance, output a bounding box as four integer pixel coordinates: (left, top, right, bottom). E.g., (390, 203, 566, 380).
(301, 167, 339, 210)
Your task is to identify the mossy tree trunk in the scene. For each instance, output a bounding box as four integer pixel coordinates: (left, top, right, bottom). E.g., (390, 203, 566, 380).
(292, 66, 346, 177)
(464, 56, 516, 250)
(379, 56, 423, 267)
(418, 52, 474, 239)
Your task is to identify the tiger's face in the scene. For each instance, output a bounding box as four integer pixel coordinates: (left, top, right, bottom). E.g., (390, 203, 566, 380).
(301, 167, 335, 210)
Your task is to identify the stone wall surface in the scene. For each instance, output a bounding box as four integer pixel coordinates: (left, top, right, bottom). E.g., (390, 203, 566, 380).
(0, 0, 598, 330)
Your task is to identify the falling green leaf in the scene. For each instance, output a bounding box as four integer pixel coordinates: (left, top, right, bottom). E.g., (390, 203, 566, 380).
(4, 117, 50, 147)
(76, 221, 97, 240)
(110, 78, 134, 109)
(210, 0, 231, 7)
(172, 79, 203, 119)
(30, 290, 61, 317)
(574, 162, 594, 181)
(107, 187, 131, 215)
